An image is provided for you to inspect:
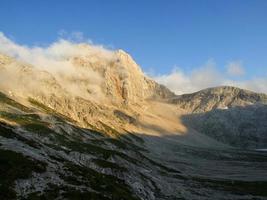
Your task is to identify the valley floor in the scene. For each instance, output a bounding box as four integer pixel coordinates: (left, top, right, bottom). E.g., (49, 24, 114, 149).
(141, 133, 267, 199)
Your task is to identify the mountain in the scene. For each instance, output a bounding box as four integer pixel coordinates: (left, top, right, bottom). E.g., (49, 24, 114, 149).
(0, 49, 175, 135)
(169, 86, 267, 148)
(169, 86, 267, 113)
(0, 49, 267, 200)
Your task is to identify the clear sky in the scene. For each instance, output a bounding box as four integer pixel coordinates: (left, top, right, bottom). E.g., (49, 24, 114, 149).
(1, 0, 267, 93)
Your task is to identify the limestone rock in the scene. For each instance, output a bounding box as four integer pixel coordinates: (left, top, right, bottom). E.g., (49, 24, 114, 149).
(170, 86, 267, 113)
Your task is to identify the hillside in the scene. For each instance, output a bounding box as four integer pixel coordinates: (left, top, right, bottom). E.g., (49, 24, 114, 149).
(168, 86, 267, 148)
(0, 49, 267, 200)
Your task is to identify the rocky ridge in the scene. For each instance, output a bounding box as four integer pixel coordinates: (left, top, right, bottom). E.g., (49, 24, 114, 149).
(170, 86, 267, 113)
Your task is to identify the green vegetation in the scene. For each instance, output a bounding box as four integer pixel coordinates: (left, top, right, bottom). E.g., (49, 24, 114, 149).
(0, 149, 47, 200)
(113, 110, 136, 124)
(0, 111, 55, 145)
(66, 141, 116, 159)
(0, 111, 44, 126)
(0, 122, 40, 148)
(104, 137, 147, 153)
(39, 129, 141, 165)
(28, 98, 55, 113)
(105, 138, 127, 149)
(125, 132, 145, 144)
(0, 113, 141, 166)
(98, 122, 128, 139)
(21, 122, 69, 145)
(28, 98, 76, 123)
(64, 140, 139, 164)
(68, 125, 105, 139)
(89, 138, 106, 145)
(23, 123, 54, 136)
(0, 92, 32, 112)
(63, 163, 139, 200)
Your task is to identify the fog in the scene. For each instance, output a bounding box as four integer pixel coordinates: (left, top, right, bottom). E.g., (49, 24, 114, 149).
(0, 32, 117, 101)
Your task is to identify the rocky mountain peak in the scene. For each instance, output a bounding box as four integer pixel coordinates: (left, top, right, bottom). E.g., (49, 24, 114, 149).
(115, 49, 143, 72)
(0, 51, 175, 134)
(67, 48, 175, 105)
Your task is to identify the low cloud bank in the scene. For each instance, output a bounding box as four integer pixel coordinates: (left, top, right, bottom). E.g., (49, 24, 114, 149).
(152, 60, 267, 95)
(0, 32, 266, 97)
(0, 32, 116, 100)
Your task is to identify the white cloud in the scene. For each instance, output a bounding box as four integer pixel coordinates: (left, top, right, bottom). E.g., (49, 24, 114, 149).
(0, 32, 266, 97)
(226, 61, 245, 76)
(0, 32, 114, 70)
(224, 78, 267, 94)
(0, 32, 116, 101)
(153, 60, 267, 95)
(57, 30, 92, 43)
(153, 60, 223, 94)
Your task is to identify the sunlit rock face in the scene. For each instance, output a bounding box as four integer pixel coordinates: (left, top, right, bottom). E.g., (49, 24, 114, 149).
(71, 48, 175, 105)
(0, 49, 175, 136)
(0, 44, 174, 114)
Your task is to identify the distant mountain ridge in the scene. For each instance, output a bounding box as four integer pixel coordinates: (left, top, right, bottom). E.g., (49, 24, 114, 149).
(169, 86, 267, 113)
(168, 86, 267, 149)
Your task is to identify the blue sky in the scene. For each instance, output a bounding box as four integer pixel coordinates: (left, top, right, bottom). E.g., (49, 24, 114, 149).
(1, 0, 267, 93)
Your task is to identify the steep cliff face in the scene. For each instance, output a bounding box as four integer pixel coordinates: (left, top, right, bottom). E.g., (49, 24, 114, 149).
(71, 48, 175, 105)
(0, 45, 175, 104)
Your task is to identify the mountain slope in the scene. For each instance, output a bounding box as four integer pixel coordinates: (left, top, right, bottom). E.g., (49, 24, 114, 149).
(169, 86, 267, 148)
(181, 104, 267, 149)
(0, 51, 176, 136)
(0, 49, 267, 199)
(1, 91, 267, 200)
